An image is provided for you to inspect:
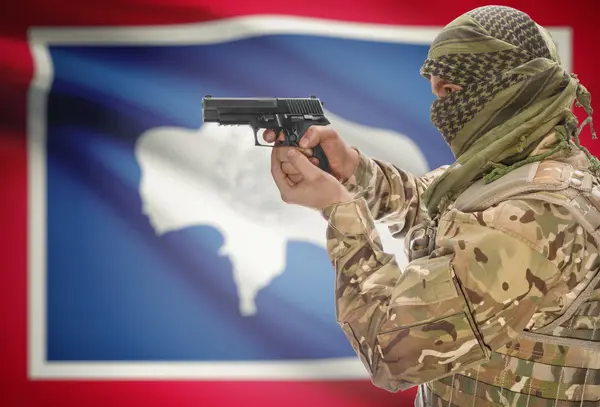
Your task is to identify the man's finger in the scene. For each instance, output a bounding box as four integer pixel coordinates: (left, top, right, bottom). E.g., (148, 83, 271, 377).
(288, 174, 303, 184)
(265, 130, 288, 145)
(271, 148, 293, 193)
(299, 126, 337, 148)
(263, 129, 276, 143)
(281, 162, 299, 176)
(276, 132, 286, 143)
(287, 149, 321, 181)
(277, 147, 313, 163)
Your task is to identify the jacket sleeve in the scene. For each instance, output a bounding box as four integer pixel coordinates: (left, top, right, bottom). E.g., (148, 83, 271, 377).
(342, 149, 448, 236)
(323, 197, 578, 392)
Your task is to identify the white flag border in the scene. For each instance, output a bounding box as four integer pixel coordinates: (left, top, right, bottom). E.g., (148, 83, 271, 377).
(27, 15, 572, 380)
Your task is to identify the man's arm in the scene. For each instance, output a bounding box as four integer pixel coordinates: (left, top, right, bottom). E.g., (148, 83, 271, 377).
(323, 197, 583, 392)
(342, 148, 448, 236)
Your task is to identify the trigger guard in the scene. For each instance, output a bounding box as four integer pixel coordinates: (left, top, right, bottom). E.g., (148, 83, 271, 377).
(251, 127, 261, 146)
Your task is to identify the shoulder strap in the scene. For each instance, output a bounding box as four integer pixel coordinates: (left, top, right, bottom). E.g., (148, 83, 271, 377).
(453, 159, 600, 237)
(453, 160, 574, 213)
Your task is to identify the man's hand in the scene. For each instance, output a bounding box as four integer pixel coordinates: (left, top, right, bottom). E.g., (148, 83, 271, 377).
(271, 148, 353, 210)
(263, 126, 359, 184)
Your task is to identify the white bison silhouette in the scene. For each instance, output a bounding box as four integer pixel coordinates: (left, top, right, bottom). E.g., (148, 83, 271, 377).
(135, 109, 429, 316)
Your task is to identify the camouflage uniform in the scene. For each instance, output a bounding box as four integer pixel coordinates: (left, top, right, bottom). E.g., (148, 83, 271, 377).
(323, 134, 600, 406)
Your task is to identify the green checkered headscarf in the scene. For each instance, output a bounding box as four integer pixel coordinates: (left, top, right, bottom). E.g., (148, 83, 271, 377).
(420, 5, 598, 218)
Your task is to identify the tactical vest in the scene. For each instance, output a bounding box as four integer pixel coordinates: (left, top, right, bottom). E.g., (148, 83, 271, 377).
(406, 158, 600, 406)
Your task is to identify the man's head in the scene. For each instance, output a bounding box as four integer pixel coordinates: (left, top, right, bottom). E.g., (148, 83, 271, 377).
(419, 5, 597, 217)
(420, 5, 566, 158)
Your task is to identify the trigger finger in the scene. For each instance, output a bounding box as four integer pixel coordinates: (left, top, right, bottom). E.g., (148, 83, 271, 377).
(263, 129, 276, 143)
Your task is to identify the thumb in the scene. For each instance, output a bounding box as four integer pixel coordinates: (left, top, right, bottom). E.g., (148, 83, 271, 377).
(299, 126, 335, 148)
(287, 149, 321, 180)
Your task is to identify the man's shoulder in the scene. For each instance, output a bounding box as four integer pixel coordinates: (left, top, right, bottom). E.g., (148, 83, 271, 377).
(447, 155, 600, 245)
(452, 157, 596, 212)
(442, 196, 580, 261)
(488, 196, 577, 242)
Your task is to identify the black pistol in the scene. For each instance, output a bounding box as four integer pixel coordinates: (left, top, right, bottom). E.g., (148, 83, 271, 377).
(202, 96, 331, 173)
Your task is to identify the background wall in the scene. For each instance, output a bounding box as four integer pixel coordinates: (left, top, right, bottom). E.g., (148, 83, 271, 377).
(1, 1, 598, 406)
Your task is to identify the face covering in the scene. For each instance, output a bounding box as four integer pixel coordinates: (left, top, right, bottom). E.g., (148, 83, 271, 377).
(419, 5, 597, 218)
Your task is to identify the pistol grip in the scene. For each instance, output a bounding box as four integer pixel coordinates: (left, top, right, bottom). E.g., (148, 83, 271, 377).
(310, 144, 331, 174)
(291, 122, 331, 174)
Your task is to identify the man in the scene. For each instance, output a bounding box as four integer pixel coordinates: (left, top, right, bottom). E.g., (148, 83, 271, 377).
(265, 5, 599, 407)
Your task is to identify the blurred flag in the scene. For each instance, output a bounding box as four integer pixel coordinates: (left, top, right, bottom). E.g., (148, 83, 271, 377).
(30, 14, 455, 373)
(1, 4, 574, 407)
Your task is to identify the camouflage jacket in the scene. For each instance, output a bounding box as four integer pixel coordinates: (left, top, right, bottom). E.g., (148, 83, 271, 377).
(323, 139, 600, 406)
